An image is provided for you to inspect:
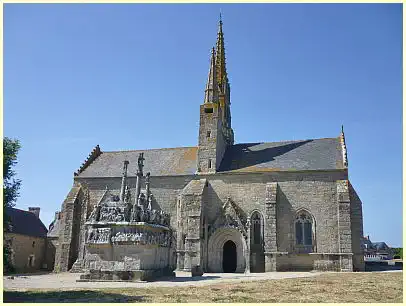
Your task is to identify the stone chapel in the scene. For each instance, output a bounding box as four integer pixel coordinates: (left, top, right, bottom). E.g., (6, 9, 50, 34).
(51, 17, 364, 274)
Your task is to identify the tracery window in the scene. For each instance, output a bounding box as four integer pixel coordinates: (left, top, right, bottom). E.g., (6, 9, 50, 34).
(295, 210, 314, 253)
(251, 211, 263, 246)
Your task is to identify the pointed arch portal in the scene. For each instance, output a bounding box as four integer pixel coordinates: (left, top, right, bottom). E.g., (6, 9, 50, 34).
(208, 227, 247, 273)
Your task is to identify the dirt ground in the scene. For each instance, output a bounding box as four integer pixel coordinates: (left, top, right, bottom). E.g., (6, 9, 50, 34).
(3, 271, 403, 303)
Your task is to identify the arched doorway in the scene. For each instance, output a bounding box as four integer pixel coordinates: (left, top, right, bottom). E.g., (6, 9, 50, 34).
(222, 240, 237, 273)
(207, 227, 247, 273)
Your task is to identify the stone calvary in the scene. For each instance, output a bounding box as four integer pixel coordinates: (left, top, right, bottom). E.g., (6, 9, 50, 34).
(77, 155, 174, 281)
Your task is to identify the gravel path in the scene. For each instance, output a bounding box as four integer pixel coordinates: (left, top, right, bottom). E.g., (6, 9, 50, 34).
(4, 271, 323, 290)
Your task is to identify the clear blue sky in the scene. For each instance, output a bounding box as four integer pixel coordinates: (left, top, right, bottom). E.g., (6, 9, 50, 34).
(4, 4, 402, 246)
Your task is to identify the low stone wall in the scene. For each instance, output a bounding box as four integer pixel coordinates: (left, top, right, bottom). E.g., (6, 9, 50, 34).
(275, 254, 314, 271)
(271, 253, 355, 272)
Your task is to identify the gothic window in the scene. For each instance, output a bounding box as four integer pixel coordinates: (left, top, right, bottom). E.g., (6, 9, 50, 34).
(251, 211, 263, 246)
(207, 131, 211, 138)
(208, 159, 212, 169)
(295, 210, 314, 253)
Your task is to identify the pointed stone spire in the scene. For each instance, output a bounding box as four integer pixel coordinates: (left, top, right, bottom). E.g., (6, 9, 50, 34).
(204, 47, 219, 104)
(340, 125, 348, 168)
(216, 13, 227, 93)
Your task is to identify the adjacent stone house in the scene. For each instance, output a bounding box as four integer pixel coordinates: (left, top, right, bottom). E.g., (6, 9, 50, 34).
(5, 207, 48, 272)
(52, 17, 365, 273)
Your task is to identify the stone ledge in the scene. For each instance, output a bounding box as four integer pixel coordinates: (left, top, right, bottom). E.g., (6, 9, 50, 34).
(78, 268, 175, 282)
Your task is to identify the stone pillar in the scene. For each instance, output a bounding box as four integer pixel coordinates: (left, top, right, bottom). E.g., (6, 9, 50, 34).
(245, 219, 251, 273)
(264, 182, 278, 272)
(145, 172, 151, 210)
(184, 215, 201, 271)
(77, 188, 89, 265)
(130, 170, 142, 221)
(183, 194, 203, 272)
(135, 171, 142, 205)
(120, 160, 129, 202)
(337, 180, 353, 271)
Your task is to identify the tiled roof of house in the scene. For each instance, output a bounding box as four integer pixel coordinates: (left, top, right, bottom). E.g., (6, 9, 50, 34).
(76, 137, 345, 178)
(5, 207, 48, 238)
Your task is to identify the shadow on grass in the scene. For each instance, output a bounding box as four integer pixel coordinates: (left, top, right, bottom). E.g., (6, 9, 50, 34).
(152, 275, 221, 282)
(3, 290, 144, 303)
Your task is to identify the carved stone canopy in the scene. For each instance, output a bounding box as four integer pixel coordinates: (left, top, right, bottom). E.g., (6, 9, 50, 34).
(210, 198, 248, 238)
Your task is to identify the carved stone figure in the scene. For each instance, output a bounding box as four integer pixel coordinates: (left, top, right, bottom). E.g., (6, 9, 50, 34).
(88, 205, 99, 222)
(124, 185, 131, 204)
(138, 193, 146, 208)
(137, 153, 145, 176)
(150, 209, 157, 224)
(163, 213, 170, 227)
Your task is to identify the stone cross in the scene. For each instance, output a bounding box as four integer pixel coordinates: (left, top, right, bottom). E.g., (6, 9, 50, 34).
(137, 153, 145, 176)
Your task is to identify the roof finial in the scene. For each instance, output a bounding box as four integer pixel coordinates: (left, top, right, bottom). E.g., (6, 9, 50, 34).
(219, 10, 222, 24)
(341, 124, 344, 134)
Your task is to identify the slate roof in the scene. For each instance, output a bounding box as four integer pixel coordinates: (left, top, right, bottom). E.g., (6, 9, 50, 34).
(78, 147, 198, 177)
(47, 218, 61, 238)
(5, 207, 48, 238)
(372, 242, 390, 250)
(77, 137, 344, 178)
(219, 138, 344, 172)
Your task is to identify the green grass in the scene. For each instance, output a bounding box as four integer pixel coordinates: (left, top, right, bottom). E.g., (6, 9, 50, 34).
(3, 272, 403, 303)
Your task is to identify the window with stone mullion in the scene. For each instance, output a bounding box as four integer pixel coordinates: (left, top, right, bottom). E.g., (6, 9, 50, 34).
(295, 212, 313, 250)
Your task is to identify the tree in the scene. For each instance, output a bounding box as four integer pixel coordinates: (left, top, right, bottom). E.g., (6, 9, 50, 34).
(393, 248, 403, 259)
(3, 137, 21, 272)
(4, 137, 21, 210)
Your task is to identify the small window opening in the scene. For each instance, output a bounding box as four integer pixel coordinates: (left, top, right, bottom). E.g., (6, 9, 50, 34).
(207, 131, 211, 138)
(204, 108, 213, 114)
(32, 241, 35, 248)
(208, 159, 212, 169)
(28, 255, 35, 267)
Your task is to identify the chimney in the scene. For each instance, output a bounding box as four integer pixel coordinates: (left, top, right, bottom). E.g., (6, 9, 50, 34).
(28, 207, 40, 219)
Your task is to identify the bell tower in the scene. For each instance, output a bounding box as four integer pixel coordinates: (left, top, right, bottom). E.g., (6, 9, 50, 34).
(197, 16, 234, 174)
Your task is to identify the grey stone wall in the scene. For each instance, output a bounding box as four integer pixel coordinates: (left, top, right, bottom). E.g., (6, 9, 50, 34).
(54, 169, 364, 273)
(6, 233, 46, 272)
(349, 182, 365, 271)
(197, 102, 227, 174)
(54, 185, 82, 272)
(45, 238, 58, 271)
(197, 103, 220, 174)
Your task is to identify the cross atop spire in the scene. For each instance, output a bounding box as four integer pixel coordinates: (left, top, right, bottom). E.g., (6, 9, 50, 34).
(216, 13, 227, 91)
